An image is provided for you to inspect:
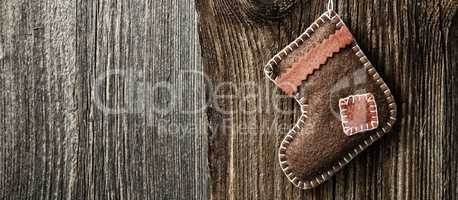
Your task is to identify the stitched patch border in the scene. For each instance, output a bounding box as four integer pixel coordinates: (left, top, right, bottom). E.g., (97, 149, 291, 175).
(339, 93, 379, 136)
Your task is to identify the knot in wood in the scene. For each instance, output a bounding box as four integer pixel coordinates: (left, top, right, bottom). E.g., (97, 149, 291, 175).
(238, 0, 297, 20)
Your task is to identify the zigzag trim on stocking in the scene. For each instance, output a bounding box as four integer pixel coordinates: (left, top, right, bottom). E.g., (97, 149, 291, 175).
(275, 26, 354, 96)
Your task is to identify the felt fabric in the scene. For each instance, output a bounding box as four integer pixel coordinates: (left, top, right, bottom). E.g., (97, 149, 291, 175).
(266, 11, 397, 189)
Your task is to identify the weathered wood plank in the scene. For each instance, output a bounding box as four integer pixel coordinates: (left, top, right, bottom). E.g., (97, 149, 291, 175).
(0, 0, 78, 199)
(76, 0, 207, 199)
(1, 0, 207, 199)
(445, 13, 458, 200)
(196, 0, 458, 199)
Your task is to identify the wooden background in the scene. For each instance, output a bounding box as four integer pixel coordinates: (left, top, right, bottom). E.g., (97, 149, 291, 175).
(0, 0, 457, 199)
(197, 0, 458, 199)
(0, 0, 206, 199)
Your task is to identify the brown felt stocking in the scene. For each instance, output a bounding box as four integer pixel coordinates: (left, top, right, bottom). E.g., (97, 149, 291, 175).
(264, 11, 397, 190)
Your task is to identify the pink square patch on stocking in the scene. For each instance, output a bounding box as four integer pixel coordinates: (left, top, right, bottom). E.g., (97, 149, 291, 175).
(339, 93, 379, 136)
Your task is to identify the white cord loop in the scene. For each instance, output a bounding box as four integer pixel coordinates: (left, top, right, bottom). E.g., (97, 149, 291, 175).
(327, 0, 334, 16)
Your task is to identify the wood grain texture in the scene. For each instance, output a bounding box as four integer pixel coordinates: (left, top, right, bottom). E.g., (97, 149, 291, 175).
(196, 0, 458, 199)
(0, 1, 79, 199)
(445, 13, 458, 200)
(0, 0, 207, 199)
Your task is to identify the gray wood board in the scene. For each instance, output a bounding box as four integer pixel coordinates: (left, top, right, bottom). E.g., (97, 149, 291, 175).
(0, 0, 207, 199)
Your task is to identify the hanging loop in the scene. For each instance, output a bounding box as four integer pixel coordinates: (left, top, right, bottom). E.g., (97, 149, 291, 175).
(327, 0, 334, 15)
